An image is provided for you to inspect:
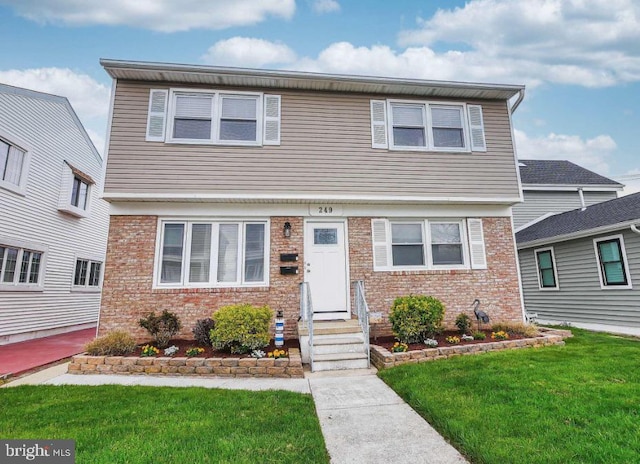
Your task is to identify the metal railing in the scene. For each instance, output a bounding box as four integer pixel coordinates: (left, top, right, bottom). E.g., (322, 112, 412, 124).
(299, 282, 314, 369)
(353, 280, 371, 368)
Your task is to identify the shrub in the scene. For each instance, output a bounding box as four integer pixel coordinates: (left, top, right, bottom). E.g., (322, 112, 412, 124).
(473, 331, 486, 340)
(455, 313, 472, 334)
(138, 310, 182, 348)
(491, 322, 539, 338)
(85, 331, 136, 356)
(389, 295, 445, 343)
(192, 318, 215, 347)
(210, 304, 273, 354)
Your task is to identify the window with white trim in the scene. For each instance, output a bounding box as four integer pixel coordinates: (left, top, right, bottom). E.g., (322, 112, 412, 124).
(71, 176, 89, 210)
(0, 136, 29, 194)
(594, 235, 631, 288)
(73, 259, 102, 288)
(370, 99, 486, 152)
(0, 244, 43, 289)
(373, 218, 481, 271)
(157, 220, 269, 288)
(58, 162, 94, 217)
(534, 247, 558, 289)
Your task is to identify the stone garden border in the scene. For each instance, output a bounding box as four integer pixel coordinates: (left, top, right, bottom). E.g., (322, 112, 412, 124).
(68, 348, 304, 378)
(371, 328, 572, 370)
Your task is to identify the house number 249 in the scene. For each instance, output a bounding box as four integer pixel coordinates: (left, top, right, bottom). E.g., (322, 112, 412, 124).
(318, 206, 333, 214)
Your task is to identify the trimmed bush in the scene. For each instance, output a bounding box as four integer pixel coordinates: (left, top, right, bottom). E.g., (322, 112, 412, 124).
(491, 322, 540, 338)
(138, 310, 182, 348)
(210, 304, 273, 354)
(455, 313, 472, 335)
(192, 318, 215, 347)
(389, 295, 445, 343)
(85, 331, 136, 356)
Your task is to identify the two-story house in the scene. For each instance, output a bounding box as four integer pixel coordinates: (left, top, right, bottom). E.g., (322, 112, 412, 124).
(0, 83, 109, 345)
(98, 59, 526, 353)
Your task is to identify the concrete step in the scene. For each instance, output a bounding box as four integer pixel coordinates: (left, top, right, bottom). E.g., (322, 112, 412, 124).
(312, 352, 370, 371)
(299, 320, 362, 336)
(312, 336, 366, 355)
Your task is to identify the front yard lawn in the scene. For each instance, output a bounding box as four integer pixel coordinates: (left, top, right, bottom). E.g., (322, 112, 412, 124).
(380, 329, 640, 464)
(0, 385, 328, 464)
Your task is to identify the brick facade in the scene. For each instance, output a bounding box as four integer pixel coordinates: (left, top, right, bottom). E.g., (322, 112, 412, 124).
(99, 215, 522, 342)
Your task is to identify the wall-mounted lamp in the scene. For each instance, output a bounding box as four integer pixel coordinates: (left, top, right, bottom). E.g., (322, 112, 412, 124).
(283, 222, 292, 238)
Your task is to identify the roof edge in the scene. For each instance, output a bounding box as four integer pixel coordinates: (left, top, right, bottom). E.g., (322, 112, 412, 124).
(517, 219, 640, 249)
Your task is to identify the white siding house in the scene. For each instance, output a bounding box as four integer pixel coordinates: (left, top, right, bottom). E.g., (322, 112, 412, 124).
(0, 83, 109, 345)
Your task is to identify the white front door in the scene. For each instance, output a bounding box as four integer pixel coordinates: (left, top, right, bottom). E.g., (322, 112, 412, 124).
(304, 221, 350, 320)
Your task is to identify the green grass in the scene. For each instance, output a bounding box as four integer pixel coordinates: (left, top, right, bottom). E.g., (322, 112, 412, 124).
(380, 329, 640, 464)
(0, 385, 328, 464)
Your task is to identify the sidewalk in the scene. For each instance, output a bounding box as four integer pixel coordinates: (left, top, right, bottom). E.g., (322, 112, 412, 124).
(4, 364, 468, 463)
(0, 328, 95, 377)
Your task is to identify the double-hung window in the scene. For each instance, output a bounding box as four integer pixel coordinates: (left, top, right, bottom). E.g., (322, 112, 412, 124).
(534, 247, 558, 289)
(0, 135, 29, 194)
(430, 105, 465, 149)
(373, 218, 484, 271)
(0, 242, 44, 289)
(594, 235, 631, 288)
(390, 104, 427, 148)
(157, 220, 268, 288)
(58, 161, 94, 217)
(167, 90, 261, 145)
(73, 258, 102, 289)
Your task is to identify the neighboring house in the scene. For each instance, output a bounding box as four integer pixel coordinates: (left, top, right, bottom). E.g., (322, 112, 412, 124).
(98, 59, 526, 343)
(516, 192, 640, 336)
(0, 83, 109, 345)
(513, 159, 623, 230)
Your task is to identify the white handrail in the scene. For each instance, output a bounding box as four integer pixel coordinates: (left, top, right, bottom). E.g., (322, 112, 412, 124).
(299, 282, 314, 370)
(353, 280, 370, 368)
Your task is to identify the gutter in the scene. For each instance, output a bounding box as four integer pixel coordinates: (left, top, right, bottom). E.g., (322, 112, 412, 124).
(518, 219, 640, 249)
(510, 88, 525, 113)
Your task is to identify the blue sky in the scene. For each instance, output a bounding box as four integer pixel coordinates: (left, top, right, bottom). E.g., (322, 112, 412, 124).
(1, 0, 639, 190)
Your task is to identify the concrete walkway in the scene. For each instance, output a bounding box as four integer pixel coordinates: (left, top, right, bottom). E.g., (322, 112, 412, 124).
(4, 365, 467, 463)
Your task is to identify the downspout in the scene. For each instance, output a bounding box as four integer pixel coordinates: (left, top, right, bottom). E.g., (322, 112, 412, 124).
(510, 88, 526, 114)
(578, 188, 586, 210)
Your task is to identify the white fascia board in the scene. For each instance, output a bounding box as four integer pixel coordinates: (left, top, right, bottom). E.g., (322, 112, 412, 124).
(107, 201, 513, 218)
(522, 184, 623, 192)
(517, 219, 640, 250)
(102, 191, 522, 205)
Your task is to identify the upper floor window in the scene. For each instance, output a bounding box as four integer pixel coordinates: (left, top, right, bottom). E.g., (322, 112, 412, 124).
(370, 100, 486, 152)
(73, 258, 102, 289)
(58, 161, 94, 218)
(155, 220, 269, 288)
(0, 240, 45, 291)
(534, 247, 558, 290)
(146, 88, 281, 146)
(0, 133, 30, 195)
(594, 235, 631, 289)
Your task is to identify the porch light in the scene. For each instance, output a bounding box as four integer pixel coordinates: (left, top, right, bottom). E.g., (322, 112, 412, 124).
(283, 222, 292, 238)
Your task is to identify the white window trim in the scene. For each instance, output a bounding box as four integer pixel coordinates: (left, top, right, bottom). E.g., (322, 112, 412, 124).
(0, 236, 47, 292)
(165, 88, 263, 146)
(534, 246, 559, 291)
(377, 218, 471, 271)
(71, 255, 104, 292)
(58, 163, 93, 218)
(0, 128, 31, 196)
(593, 234, 632, 290)
(387, 99, 471, 153)
(153, 217, 270, 289)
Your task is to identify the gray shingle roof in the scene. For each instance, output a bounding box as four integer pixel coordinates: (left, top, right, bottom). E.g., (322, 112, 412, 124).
(516, 192, 640, 245)
(519, 159, 622, 186)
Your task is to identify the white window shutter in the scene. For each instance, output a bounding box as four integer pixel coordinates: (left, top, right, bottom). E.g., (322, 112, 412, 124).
(371, 219, 390, 270)
(146, 89, 168, 142)
(467, 218, 487, 269)
(370, 100, 388, 149)
(57, 163, 73, 209)
(467, 105, 486, 152)
(263, 94, 281, 145)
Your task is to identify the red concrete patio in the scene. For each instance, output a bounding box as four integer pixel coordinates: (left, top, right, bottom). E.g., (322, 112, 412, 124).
(0, 328, 96, 377)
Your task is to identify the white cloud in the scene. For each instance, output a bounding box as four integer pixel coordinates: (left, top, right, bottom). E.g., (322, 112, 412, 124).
(311, 0, 340, 14)
(0, 68, 110, 152)
(398, 0, 640, 87)
(1, 0, 295, 32)
(202, 37, 297, 67)
(514, 129, 617, 175)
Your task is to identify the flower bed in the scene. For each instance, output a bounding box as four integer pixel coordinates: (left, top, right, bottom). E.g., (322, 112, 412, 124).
(68, 348, 304, 378)
(371, 328, 572, 370)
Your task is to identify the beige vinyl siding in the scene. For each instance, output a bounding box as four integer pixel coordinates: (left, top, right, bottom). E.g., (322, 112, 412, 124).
(104, 81, 520, 199)
(519, 229, 640, 329)
(513, 190, 618, 229)
(0, 90, 109, 344)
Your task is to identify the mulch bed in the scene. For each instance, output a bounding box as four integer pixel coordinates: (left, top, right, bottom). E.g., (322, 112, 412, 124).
(134, 338, 300, 358)
(372, 329, 531, 352)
